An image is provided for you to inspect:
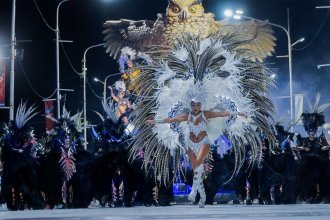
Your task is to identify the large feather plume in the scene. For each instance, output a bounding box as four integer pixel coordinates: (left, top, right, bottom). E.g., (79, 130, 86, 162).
(94, 100, 118, 124)
(15, 101, 38, 129)
(61, 105, 84, 133)
(130, 33, 275, 184)
(308, 92, 330, 114)
(301, 93, 330, 132)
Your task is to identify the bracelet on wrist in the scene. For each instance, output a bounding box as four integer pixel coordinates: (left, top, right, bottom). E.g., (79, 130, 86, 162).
(155, 119, 164, 124)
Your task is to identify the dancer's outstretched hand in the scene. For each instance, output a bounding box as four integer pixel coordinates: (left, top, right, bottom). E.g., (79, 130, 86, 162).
(146, 119, 155, 125)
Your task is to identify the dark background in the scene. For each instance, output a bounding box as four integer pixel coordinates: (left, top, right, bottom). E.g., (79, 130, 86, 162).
(0, 0, 330, 140)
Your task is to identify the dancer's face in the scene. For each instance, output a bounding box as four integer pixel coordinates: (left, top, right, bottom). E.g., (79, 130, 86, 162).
(191, 102, 201, 115)
(64, 135, 71, 147)
(127, 60, 133, 68)
(119, 91, 125, 99)
(308, 130, 316, 139)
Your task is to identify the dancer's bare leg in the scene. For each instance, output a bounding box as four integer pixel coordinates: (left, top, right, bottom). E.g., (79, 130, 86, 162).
(188, 145, 210, 170)
(187, 144, 209, 208)
(187, 148, 197, 169)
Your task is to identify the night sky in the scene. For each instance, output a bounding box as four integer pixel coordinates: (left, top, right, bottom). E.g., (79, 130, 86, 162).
(0, 0, 330, 138)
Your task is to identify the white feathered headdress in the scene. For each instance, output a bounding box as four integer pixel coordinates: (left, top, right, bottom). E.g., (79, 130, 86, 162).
(115, 81, 126, 92)
(120, 47, 136, 60)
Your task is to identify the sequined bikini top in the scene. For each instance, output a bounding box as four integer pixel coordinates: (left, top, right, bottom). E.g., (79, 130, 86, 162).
(187, 111, 208, 136)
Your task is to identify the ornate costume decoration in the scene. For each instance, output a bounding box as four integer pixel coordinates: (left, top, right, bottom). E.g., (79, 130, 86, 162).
(297, 93, 330, 204)
(1, 101, 44, 210)
(109, 82, 134, 126)
(47, 106, 85, 206)
(93, 100, 126, 153)
(49, 106, 84, 179)
(2, 101, 38, 155)
(118, 47, 152, 93)
(59, 146, 76, 182)
(129, 33, 275, 184)
(103, 0, 276, 62)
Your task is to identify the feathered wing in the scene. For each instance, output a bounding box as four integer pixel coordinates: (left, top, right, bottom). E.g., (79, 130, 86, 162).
(216, 19, 276, 62)
(130, 33, 275, 184)
(103, 18, 164, 59)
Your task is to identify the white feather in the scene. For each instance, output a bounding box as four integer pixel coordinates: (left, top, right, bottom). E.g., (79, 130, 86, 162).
(62, 105, 70, 119)
(150, 38, 263, 152)
(152, 124, 183, 151)
(102, 100, 118, 123)
(197, 38, 212, 55)
(15, 101, 38, 129)
(94, 111, 105, 122)
(120, 47, 136, 59)
(156, 61, 176, 85)
(115, 81, 126, 92)
(172, 46, 189, 62)
(324, 123, 330, 129)
(137, 52, 153, 64)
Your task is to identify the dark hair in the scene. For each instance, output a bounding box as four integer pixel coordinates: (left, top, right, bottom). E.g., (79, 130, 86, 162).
(190, 101, 201, 105)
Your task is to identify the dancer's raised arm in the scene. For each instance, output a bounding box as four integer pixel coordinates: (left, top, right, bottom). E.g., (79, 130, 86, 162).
(146, 113, 188, 125)
(205, 111, 245, 119)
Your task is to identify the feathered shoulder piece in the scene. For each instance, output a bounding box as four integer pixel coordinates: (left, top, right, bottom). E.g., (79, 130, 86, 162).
(1, 101, 38, 149)
(15, 101, 38, 130)
(5, 101, 38, 135)
(301, 93, 330, 132)
(93, 100, 123, 137)
(92, 100, 126, 152)
(130, 33, 276, 184)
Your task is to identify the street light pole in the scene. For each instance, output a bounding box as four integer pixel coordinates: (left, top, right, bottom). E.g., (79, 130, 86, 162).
(314, 7, 329, 75)
(56, 0, 70, 119)
(317, 64, 330, 69)
(287, 8, 294, 131)
(104, 75, 113, 103)
(9, 0, 16, 120)
(232, 11, 296, 130)
(82, 43, 105, 150)
(316, 6, 330, 9)
(94, 75, 113, 103)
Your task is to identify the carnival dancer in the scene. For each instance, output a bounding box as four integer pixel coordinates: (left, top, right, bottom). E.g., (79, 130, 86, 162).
(118, 47, 142, 93)
(93, 100, 127, 207)
(1, 101, 44, 210)
(129, 33, 275, 208)
(93, 100, 161, 207)
(109, 81, 133, 126)
(40, 106, 92, 208)
(147, 101, 245, 207)
(298, 94, 330, 203)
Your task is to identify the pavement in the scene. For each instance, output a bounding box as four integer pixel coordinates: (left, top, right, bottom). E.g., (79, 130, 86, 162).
(1, 204, 330, 220)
